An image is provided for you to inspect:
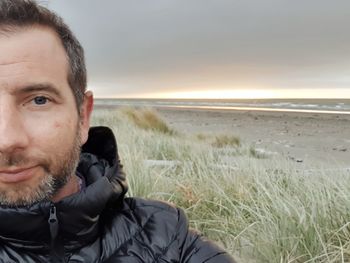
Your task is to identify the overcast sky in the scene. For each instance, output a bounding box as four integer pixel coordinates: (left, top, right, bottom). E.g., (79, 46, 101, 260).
(47, 0, 350, 98)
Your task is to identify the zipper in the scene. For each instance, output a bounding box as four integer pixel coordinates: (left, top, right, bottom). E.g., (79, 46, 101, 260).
(48, 203, 64, 262)
(48, 203, 58, 245)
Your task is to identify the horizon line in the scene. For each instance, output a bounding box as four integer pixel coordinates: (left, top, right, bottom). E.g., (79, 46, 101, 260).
(93, 97, 350, 100)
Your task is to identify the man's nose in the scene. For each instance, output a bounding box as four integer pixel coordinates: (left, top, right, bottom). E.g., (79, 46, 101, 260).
(0, 101, 29, 154)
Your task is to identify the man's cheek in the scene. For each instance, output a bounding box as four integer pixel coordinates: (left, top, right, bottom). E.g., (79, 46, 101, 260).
(31, 122, 76, 150)
(54, 121, 62, 129)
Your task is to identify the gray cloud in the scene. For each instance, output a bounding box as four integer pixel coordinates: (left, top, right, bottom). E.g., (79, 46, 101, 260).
(48, 0, 350, 97)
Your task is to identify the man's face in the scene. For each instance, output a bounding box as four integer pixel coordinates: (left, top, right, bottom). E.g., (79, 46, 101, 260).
(0, 27, 91, 206)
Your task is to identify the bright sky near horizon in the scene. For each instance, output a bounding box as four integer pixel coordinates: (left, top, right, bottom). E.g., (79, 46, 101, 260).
(48, 0, 350, 99)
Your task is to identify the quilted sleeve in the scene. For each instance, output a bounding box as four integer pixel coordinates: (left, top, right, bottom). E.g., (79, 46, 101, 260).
(177, 208, 237, 263)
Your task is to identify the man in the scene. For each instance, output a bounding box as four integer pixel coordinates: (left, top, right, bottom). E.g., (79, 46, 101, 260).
(0, 0, 235, 262)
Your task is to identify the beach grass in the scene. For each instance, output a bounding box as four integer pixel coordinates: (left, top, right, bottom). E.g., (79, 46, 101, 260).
(212, 134, 241, 148)
(121, 107, 175, 135)
(92, 107, 350, 263)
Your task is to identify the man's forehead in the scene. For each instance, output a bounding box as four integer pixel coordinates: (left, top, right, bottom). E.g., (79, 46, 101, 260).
(0, 26, 69, 91)
(0, 26, 68, 65)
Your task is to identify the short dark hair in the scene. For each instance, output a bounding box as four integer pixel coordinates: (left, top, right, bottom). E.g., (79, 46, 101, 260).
(0, 0, 86, 109)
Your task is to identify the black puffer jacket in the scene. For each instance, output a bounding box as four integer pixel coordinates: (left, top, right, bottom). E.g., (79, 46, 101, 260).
(0, 126, 235, 262)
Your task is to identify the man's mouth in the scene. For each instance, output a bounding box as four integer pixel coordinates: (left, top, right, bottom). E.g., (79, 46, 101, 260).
(0, 166, 39, 183)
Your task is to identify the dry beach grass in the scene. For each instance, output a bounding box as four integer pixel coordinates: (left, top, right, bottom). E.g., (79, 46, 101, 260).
(92, 107, 350, 262)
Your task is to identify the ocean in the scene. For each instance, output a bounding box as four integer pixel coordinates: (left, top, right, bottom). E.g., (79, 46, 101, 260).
(94, 99, 350, 115)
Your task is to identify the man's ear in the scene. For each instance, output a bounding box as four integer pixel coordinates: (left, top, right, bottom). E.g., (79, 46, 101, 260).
(79, 91, 94, 145)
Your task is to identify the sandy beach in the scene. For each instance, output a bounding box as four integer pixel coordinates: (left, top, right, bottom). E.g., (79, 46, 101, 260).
(154, 107, 350, 169)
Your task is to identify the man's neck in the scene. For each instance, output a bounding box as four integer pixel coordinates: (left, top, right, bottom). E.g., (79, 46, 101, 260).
(51, 175, 80, 203)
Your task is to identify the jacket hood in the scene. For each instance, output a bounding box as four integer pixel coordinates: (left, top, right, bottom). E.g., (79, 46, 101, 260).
(0, 126, 128, 251)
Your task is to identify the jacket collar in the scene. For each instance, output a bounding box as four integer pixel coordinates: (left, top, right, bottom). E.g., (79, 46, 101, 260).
(0, 126, 128, 250)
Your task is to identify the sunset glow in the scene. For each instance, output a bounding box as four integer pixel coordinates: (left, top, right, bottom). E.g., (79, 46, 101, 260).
(91, 87, 350, 99)
(160, 89, 278, 99)
(156, 89, 350, 99)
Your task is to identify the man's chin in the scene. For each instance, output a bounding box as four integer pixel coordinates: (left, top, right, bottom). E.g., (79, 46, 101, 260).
(0, 173, 60, 207)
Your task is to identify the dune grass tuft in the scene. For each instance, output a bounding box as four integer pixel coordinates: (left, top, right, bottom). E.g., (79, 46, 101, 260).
(212, 134, 241, 148)
(196, 133, 241, 148)
(196, 133, 209, 141)
(121, 107, 175, 135)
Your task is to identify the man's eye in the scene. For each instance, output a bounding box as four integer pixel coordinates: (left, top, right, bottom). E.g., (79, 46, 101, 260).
(33, 96, 49, 105)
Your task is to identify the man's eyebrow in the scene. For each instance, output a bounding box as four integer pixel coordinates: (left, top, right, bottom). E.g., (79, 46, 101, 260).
(13, 83, 63, 98)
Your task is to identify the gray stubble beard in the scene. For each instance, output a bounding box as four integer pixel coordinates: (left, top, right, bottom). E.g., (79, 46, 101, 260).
(0, 127, 82, 207)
